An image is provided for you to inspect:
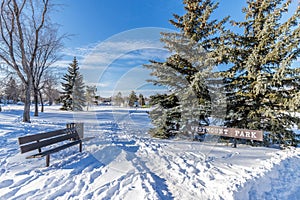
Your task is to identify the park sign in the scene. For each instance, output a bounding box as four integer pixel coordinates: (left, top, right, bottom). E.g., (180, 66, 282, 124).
(193, 126, 263, 141)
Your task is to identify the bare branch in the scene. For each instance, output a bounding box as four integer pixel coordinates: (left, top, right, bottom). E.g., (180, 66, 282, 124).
(0, 0, 64, 121)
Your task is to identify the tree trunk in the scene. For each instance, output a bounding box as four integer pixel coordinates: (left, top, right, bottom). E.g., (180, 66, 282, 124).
(48, 94, 53, 106)
(23, 83, 31, 122)
(34, 89, 39, 116)
(39, 91, 44, 113)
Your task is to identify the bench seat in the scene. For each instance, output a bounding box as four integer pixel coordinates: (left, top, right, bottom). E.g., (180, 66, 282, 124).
(18, 124, 92, 167)
(26, 140, 82, 159)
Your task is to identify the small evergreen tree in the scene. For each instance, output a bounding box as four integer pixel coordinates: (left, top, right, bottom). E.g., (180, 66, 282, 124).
(60, 57, 86, 111)
(73, 73, 86, 111)
(138, 94, 145, 107)
(128, 91, 138, 107)
(222, 0, 300, 146)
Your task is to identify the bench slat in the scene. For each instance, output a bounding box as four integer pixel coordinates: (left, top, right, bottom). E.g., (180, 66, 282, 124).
(26, 140, 82, 159)
(18, 128, 74, 145)
(20, 132, 79, 153)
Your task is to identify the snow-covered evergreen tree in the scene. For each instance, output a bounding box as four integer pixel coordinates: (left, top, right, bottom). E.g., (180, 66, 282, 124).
(128, 91, 138, 107)
(138, 94, 145, 107)
(148, 94, 181, 138)
(145, 0, 228, 139)
(73, 73, 86, 111)
(222, 0, 300, 146)
(60, 57, 85, 111)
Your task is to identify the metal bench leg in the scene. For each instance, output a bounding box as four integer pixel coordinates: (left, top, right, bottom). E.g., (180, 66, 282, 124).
(79, 141, 82, 152)
(46, 155, 50, 167)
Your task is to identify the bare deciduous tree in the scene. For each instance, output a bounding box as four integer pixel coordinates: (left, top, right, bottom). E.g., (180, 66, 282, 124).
(0, 0, 56, 122)
(32, 27, 64, 116)
(41, 72, 60, 112)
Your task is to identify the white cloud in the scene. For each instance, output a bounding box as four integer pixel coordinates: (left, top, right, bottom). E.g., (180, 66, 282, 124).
(58, 27, 174, 97)
(52, 60, 71, 69)
(79, 39, 169, 95)
(81, 40, 166, 68)
(61, 42, 98, 59)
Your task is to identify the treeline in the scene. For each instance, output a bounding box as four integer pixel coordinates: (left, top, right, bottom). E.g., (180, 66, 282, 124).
(0, 56, 150, 114)
(0, 71, 61, 113)
(112, 91, 147, 107)
(58, 57, 149, 110)
(145, 0, 300, 146)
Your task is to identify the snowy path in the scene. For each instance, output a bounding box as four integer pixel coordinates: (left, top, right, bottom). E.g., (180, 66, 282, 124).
(0, 106, 299, 199)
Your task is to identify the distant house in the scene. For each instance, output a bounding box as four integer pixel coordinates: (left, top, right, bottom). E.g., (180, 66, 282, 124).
(97, 96, 112, 106)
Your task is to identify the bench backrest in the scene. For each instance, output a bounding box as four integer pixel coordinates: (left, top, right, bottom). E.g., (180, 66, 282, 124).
(18, 128, 80, 154)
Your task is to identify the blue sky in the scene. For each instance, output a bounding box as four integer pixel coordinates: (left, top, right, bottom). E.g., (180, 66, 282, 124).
(51, 0, 297, 97)
(53, 0, 182, 47)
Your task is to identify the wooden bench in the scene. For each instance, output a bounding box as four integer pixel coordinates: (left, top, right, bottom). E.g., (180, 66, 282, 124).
(18, 124, 89, 167)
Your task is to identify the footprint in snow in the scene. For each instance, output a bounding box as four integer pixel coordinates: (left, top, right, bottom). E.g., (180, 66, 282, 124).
(0, 179, 13, 188)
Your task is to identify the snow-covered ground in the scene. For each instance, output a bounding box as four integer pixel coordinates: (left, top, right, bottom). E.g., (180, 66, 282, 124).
(0, 105, 299, 200)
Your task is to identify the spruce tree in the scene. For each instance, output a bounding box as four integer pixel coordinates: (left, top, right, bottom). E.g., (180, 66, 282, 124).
(138, 94, 145, 107)
(148, 94, 181, 138)
(128, 91, 138, 107)
(145, 0, 228, 139)
(73, 73, 86, 111)
(60, 57, 86, 111)
(223, 0, 300, 146)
